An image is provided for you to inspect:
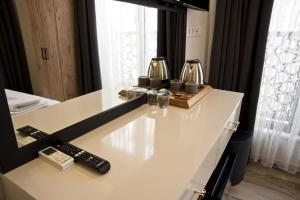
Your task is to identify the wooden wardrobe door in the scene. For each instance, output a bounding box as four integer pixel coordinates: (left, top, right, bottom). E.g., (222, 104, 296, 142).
(26, 0, 65, 101)
(53, 0, 80, 99)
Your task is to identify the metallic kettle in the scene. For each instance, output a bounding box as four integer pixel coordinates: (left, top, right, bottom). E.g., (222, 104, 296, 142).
(180, 59, 204, 86)
(148, 57, 169, 80)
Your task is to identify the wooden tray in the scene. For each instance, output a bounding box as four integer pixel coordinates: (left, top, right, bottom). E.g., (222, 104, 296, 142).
(169, 85, 213, 109)
(118, 85, 213, 109)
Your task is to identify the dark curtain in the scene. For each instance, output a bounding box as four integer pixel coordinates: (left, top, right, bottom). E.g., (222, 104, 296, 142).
(157, 9, 187, 79)
(209, 0, 274, 130)
(75, 0, 102, 94)
(0, 0, 33, 94)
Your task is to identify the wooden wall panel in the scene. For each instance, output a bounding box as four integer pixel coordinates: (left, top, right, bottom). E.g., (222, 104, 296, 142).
(53, 0, 80, 99)
(14, 0, 80, 101)
(29, 0, 65, 101)
(13, 1, 41, 97)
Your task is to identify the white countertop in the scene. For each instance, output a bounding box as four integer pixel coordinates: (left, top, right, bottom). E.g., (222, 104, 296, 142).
(13, 89, 128, 147)
(4, 89, 243, 200)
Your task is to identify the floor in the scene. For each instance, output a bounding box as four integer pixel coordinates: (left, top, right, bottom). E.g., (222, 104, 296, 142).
(223, 161, 300, 200)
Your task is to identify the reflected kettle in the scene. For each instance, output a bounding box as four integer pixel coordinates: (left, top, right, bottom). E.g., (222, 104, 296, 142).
(180, 59, 204, 86)
(148, 57, 169, 80)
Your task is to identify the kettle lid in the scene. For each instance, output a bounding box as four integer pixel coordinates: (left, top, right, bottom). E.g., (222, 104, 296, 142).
(152, 57, 167, 61)
(186, 59, 201, 64)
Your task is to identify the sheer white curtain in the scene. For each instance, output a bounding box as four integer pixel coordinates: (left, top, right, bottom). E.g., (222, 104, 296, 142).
(252, 0, 300, 173)
(95, 0, 157, 89)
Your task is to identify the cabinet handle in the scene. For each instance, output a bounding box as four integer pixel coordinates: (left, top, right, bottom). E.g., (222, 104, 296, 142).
(225, 121, 240, 132)
(187, 184, 206, 195)
(41, 48, 49, 60)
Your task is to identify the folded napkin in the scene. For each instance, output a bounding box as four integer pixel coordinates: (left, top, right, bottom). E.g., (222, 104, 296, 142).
(8, 98, 40, 112)
(5, 89, 50, 115)
(10, 100, 50, 115)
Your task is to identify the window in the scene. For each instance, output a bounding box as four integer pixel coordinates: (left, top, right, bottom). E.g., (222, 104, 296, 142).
(252, 0, 300, 173)
(95, 0, 157, 89)
(256, 0, 300, 134)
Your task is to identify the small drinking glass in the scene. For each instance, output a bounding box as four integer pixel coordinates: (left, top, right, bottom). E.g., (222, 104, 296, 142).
(147, 91, 158, 105)
(157, 94, 169, 108)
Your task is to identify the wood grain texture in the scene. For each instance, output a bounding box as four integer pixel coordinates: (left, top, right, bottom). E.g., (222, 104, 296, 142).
(53, 0, 80, 100)
(118, 85, 213, 109)
(169, 85, 213, 108)
(224, 162, 300, 200)
(14, 0, 80, 101)
(26, 0, 65, 101)
(13, 0, 40, 96)
(15, 0, 52, 98)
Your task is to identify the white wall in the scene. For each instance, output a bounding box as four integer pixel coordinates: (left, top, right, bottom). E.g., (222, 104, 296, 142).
(185, 0, 217, 82)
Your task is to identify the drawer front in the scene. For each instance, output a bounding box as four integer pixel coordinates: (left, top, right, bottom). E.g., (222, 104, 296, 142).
(180, 100, 242, 200)
(190, 141, 218, 187)
(216, 129, 231, 165)
(179, 186, 201, 200)
(216, 101, 242, 165)
(180, 143, 218, 200)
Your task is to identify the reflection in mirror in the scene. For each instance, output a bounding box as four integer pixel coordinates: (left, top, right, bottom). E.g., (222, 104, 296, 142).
(3, 0, 156, 148)
(10, 89, 131, 147)
(95, 0, 157, 88)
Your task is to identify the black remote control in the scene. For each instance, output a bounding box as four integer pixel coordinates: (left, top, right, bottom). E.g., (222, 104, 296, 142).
(17, 126, 49, 140)
(56, 142, 110, 174)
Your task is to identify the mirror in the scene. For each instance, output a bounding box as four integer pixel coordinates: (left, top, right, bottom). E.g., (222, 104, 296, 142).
(3, 0, 157, 148)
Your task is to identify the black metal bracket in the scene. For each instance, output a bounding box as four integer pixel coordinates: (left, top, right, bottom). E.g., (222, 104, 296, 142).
(116, 0, 187, 12)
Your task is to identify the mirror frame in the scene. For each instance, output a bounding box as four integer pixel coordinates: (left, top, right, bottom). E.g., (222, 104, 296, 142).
(0, 79, 147, 173)
(116, 0, 187, 12)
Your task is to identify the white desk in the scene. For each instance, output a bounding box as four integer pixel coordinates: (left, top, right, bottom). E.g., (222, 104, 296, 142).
(12, 89, 128, 147)
(2, 89, 243, 200)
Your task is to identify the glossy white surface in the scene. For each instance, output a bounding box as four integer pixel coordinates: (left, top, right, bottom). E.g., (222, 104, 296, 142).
(4, 89, 243, 200)
(13, 89, 128, 147)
